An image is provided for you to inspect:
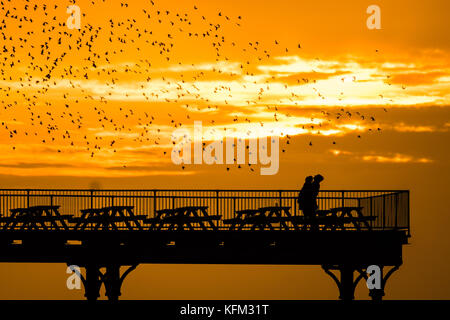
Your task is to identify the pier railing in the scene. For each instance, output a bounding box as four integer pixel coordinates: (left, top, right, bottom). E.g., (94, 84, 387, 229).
(0, 189, 410, 233)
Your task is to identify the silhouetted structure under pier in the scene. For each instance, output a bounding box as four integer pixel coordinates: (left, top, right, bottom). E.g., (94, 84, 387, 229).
(0, 189, 410, 301)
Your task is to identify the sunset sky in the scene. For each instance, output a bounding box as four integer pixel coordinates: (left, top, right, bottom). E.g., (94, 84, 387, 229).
(0, 0, 449, 300)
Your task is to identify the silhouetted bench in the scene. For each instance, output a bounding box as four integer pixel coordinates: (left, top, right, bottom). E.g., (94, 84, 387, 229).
(290, 207, 375, 231)
(328, 207, 375, 230)
(0, 205, 71, 231)
(144, 206, 221, 231)
(223, 209, 259, 230)
(143, 208, 178, 230)
(72, 206, 145, 230)
(224, 207, 296, 230)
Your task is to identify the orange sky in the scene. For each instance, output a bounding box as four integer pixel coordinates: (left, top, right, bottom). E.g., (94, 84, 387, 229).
(0, 0, 449, 300)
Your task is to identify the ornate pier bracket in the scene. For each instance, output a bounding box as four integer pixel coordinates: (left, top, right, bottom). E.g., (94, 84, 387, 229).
(356, 264, 401, 301)
(83, 264, 103, 302)
(68, 263, 138, 301)
(104, 264, 138, 301)
(322, 264, 365, 301)
(322, 263, 402, 301)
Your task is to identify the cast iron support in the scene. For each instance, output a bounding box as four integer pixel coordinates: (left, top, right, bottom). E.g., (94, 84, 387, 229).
(83, 265, 103, 302)
(356, 264, 401, 301)
(322, 265, 365, 301)
(103, 264, 138, 301)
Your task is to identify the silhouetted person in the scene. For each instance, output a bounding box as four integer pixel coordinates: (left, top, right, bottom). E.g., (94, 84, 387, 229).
(298, 176, 314, 218)
(299, 174, 324, 231)
(311, 174, 324, 212)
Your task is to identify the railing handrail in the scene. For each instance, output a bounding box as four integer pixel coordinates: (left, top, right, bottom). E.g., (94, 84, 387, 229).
(0, 189, 410, 193)
(0, 189, 410, 234)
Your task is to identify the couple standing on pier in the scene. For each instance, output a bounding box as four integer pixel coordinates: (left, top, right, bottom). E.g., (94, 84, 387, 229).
(298, 174, 324, 220)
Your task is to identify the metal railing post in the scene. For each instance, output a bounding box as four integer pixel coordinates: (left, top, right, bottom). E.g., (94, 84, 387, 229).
(394, 193, 398, 229)
(278, 191, 282, 208)
(369, 196, 373, 228)
(382, 194, 386, 230)
(216, 190, 219, 215)
(407, 191, 410, 236)
(153, 190, 157, 216)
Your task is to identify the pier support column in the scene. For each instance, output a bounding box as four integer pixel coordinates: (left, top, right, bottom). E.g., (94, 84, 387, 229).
(103, 264, 138, 301)
(323, 263, 401, 301)
(358, 265, 401, 301)
(83, 265, 103, 302)
(72, 263, 138, 301)
(322, 265, 366, 301)
(104, 265, 121, 301)
(339, 266, 355, 300)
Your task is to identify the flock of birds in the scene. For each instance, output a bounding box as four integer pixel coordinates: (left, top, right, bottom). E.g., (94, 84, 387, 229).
(0, 0, 395, 172)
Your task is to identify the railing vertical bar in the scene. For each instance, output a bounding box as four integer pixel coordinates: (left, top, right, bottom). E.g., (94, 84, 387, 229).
(407, 191, 410, 236)
(216, 190, 219, 216)
(278, 191, 282, 208)
(394, 192, 399, 229)
(153, 190, 157, 217)
(382, 194, 385, 230)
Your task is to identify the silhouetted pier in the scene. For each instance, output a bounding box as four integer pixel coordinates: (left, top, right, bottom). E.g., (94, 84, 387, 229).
(0, 189, 410, 301)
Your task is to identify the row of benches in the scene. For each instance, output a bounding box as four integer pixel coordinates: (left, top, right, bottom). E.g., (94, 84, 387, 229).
(0, 205, 377, 231)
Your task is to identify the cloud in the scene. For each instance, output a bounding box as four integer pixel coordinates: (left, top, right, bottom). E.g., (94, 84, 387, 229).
(267, 70, 350, 85)
(0, 162, 78, 169)
(104, 165, 193, 173)
(386, 71, 449, 86)
(258, 56, 341, 74)
(329, 149, 433, 164)
(391, 123, 436, 133)
(362, 154, 433, 163)
(162, 61, 242, 74)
